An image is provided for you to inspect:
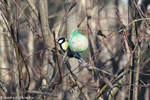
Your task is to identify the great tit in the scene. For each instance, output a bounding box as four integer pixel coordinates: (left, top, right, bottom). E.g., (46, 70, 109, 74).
(57, 37, 88, 66)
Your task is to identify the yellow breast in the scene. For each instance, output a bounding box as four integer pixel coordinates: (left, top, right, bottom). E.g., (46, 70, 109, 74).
(62, 41, 68, 51)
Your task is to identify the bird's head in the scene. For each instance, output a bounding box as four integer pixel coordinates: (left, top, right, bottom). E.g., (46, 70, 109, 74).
(57, 37, 68, 51)
(57, 37, 65, 45)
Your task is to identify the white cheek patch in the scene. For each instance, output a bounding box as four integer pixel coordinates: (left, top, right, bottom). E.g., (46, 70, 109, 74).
(58, 39, 63, 44)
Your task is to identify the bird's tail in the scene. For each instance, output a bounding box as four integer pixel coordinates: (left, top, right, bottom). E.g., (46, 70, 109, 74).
(78, 57, 88, 67)
(74, 53, 88, 67)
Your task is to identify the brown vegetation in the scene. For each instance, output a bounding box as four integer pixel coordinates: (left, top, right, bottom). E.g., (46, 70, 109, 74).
(0, 0, 150, 100)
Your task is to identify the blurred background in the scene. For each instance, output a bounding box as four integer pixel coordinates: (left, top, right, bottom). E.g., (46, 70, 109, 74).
(0, 0, 150, 100)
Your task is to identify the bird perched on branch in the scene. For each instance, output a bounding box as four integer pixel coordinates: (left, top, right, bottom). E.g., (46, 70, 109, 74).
(57, 30, 88, 66)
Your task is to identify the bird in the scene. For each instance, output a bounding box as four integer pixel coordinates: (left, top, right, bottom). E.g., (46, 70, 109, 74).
(57, 30, 88, 66)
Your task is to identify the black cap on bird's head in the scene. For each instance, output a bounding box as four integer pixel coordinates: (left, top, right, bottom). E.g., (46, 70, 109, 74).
(57, 37, 65, 45)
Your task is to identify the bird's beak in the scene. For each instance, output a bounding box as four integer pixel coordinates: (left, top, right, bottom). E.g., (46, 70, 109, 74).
(56, 40, 59, 44)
